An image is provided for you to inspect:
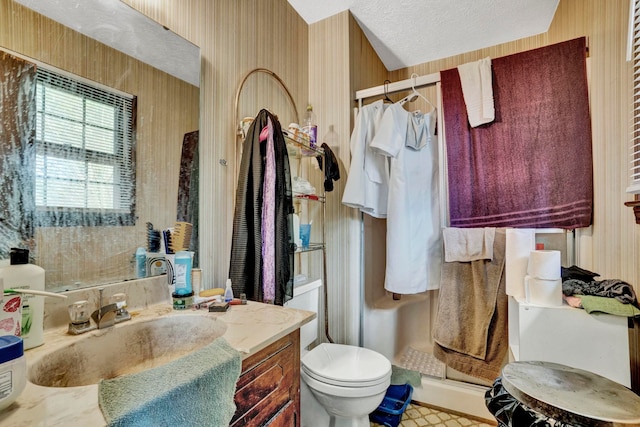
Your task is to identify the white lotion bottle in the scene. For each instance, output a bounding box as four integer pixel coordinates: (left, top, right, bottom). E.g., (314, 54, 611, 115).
(0, 248, 45, 349)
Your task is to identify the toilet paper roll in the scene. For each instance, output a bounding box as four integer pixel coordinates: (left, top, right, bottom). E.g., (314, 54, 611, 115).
(527, 250, 561, 280)
(505, 228, 536, 299)
(524, 275, 563, 307)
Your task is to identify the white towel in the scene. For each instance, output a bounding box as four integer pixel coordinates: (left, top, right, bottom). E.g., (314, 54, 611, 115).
(457, 57, 495, 127)
(443, 227, 496, 262)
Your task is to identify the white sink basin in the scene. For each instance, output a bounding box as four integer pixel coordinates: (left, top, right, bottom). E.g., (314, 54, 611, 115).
(28, 314, 226, 387)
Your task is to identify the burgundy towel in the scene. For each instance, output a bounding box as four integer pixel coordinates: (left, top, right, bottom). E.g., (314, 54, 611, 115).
(442, 38, 593, 229)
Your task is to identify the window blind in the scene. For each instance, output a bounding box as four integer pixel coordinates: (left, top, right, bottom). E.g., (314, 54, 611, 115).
(34, 68, 136, 226)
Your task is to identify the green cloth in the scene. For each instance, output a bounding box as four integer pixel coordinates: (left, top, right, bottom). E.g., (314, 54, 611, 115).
(391, 365, 422, 387)
(99, 337, 241, 427)
(579, 295, 640, 317)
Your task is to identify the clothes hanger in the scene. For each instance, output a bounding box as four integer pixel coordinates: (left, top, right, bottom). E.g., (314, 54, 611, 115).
(397, 73, 435, 111)
(383, 79, 393, 104)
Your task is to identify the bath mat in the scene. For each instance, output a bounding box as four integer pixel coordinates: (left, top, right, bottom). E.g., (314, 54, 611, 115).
(391, 365, 422, 387)
(397, 347, 445, 378)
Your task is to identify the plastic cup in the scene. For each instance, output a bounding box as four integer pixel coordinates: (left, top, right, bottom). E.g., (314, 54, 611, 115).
(299, 224, 311, 248)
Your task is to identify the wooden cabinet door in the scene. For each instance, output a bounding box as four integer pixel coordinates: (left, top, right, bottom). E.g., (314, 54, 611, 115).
(264, 400, 297, 426)
(231, 330, 300, 426)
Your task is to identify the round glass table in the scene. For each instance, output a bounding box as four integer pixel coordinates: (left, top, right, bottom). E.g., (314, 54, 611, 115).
(486, 361, 640, 426)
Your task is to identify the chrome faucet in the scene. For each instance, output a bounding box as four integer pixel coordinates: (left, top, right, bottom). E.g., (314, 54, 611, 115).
(91, 288, 118, 329)
(68, 288, 131, 334)
(67, 300, 95, 335)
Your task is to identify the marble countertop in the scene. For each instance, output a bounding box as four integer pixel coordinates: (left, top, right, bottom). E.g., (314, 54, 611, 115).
(0, 300, 315, 427)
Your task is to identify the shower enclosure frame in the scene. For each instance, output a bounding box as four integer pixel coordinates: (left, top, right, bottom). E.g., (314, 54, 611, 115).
(354, 72, 495, 419)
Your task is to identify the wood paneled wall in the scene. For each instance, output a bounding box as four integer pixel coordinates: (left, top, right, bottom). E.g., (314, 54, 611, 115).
(125, 0, 309, 290)
(126, 0, 637, 348)
(307, 12, 358, 343)
(307, 0, 638, 345)
(1, 0, 199, 290)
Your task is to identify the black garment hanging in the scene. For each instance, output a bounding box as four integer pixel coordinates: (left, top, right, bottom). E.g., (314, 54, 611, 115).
(229, 109, 294, 305)
(315, 143, 340, 192)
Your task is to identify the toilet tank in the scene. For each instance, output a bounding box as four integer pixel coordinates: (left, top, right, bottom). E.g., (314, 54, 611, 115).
(285, 278, 322, 351)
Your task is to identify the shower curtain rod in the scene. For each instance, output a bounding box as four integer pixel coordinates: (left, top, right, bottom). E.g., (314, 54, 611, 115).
(354, 70, 444, 347)
(355, 71, 440, 102)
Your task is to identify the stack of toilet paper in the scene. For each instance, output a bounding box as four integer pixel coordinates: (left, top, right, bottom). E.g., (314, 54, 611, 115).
(525, 250, 563, 307)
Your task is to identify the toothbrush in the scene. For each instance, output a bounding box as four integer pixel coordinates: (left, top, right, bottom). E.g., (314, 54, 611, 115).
(4, 288, 68, 299)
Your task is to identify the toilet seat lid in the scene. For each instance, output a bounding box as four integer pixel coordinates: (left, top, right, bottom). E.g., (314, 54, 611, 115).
(301, 343, 391, 386)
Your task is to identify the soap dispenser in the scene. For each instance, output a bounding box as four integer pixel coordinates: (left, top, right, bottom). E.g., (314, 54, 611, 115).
(224, 279, 234, 303)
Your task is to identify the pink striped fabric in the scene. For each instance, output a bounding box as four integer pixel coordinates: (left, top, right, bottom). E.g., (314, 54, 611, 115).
(261, 118, 276, 302)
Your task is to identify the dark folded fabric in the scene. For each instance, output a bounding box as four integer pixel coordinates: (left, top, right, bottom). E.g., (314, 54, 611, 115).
(562, 278, 638, 307)
(561, 265, 600, 282)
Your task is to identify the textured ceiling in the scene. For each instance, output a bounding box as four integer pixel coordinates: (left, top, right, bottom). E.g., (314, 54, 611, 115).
(288, 0, 560, 71)
(14, 1, 559, 85)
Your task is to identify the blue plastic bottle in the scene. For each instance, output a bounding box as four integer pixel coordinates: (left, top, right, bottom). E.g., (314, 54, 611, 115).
(174, 251, 193, 295)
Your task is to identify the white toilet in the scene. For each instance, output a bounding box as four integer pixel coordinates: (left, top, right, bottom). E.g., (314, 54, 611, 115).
(285, 279, 392, 427)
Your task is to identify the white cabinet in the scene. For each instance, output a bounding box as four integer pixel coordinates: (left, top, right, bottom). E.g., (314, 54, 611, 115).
(506, 228, 631, 387)
(508, 297, 630, 387)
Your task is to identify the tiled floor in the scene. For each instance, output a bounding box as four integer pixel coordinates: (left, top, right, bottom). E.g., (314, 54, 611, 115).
(371, 403, 497, 427)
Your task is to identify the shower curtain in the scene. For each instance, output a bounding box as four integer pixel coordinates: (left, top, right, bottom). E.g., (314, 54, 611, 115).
(0, 51, 37, 259)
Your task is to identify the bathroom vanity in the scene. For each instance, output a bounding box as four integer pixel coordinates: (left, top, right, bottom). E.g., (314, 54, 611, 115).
(0, 279, 314, 426)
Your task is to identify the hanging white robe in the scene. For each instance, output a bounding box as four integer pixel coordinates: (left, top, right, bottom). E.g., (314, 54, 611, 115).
(342, 100, 389, 218)
(370, 103, 441, 294)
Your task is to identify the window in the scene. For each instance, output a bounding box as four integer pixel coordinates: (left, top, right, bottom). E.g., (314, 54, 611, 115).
(629, 0, 640, 194)
(34, 68, 136, 226)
